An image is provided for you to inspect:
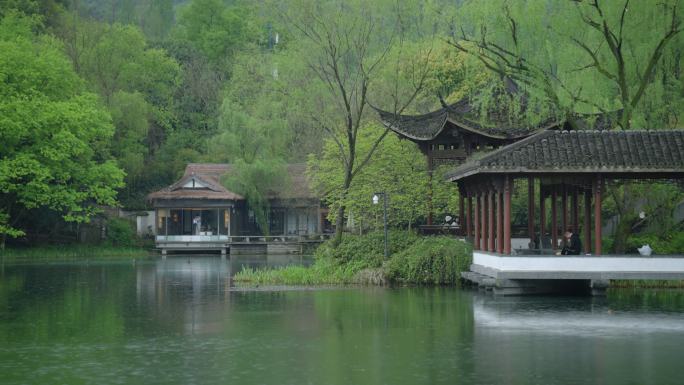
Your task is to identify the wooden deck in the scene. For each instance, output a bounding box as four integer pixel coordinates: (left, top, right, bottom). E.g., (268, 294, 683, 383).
(156, 234, 333, 256)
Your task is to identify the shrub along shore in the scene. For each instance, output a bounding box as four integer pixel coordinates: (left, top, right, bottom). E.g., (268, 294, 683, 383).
(233, 231, 473, 286)
(0, 245, 151, 261)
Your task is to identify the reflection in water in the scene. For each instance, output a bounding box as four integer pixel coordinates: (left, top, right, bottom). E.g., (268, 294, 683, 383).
(473, 295, 684, 336)
(0, 257, 683, 385)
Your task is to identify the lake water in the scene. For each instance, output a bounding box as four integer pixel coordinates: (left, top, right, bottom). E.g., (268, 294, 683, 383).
(1, 256, 684, 385)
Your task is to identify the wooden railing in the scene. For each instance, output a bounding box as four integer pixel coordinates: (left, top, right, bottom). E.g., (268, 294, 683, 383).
(227, 234, 333, 243)
(156, 234, 333, 243)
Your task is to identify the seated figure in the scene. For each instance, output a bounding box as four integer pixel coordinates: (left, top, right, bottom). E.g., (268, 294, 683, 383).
(560, 229, 582, 255)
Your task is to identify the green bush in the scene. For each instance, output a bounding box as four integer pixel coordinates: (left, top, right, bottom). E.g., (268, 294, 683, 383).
(387, 237, 472, 285)
(315, 230, 420, 268)
(623, 232, 683, 255)
(107, 218, 137, 247)
(234, 232, 474, 286)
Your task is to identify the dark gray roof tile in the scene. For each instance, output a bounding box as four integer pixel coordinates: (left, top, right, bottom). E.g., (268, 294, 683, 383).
(447, 130, 684, 180)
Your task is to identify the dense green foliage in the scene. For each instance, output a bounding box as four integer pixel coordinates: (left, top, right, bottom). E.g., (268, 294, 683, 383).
(233, 232, 472, 286)
(0, 12, 124, 247)
(449, 0, 684, 129)
(309, 125, 459, 231)
(388, 238, 472, 285)
(105, 217, 137, 247)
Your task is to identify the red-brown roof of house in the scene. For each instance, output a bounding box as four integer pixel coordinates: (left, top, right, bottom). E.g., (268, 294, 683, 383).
(147, 163, 316, 202)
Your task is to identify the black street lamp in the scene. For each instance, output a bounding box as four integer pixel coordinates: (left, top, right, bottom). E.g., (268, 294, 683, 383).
(373, 192, 388, 259)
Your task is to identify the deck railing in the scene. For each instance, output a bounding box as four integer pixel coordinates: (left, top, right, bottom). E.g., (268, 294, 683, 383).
(155, 234, 333, 243)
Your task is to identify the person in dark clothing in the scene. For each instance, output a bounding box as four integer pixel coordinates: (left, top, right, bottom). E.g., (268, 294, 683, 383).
(561, 229, 582, 255)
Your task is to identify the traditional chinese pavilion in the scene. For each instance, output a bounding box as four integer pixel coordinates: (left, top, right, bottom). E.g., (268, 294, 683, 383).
(373, 80, 613, 224)
(147, 163, 328, 255)
(449, 129, 684, 295)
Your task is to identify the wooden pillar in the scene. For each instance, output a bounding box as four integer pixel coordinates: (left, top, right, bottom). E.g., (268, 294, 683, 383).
(473, 194, 480, 250)
(527, 176, 535, 242)
(593, 175, 603, 255)
(539, 185, 546, 244)
(497, 190, 504, 254)
(480, 192, 487, 251)
(584, 188, 592, 254)
(572, 187, 579, 233)
(458, 192, 465, 236)
(466, 195, 473, 238)
(488, 190, 495, 252)
(503, 176, 512, 255)
(551, 186, 558, 250)
(561, 184, 568, 234)
(427, 169, 433, 225)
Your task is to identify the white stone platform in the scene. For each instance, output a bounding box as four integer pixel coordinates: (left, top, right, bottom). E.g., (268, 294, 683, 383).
(472, 251, 684, 281)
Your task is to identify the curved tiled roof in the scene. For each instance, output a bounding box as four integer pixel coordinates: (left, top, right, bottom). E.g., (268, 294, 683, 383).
(374, 77, 620, 141)
(147, 163, 316, 202)
(147, 167, 244, 201)
(446, 130, 684, 181)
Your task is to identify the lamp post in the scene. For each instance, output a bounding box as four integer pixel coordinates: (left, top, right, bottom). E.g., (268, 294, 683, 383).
(373, 192, 388, 259)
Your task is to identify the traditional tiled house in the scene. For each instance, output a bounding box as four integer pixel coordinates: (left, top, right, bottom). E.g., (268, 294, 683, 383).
(146, 163, 326, 254)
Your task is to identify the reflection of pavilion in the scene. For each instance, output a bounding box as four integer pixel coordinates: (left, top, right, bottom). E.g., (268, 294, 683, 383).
(450, 130, 684, 295)
(472, 295, 684, 336)
(134, 257, 232, 335)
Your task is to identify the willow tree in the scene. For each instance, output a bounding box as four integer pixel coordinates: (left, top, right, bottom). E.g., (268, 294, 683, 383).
(446, 0, 684, 129)
(274, 0, 435, 243)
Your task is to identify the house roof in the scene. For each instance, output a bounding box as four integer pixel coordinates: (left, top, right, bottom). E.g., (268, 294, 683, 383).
(147, 165, 243, 201)
(446, 130, 684, 181)
(375, 100, 563, 141)
(276, 163, 316, 199)
(374, 78, 619, 141)
(146, 163, 316, 202)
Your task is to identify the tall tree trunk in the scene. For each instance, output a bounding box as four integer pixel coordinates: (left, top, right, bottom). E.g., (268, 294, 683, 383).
(333, 165, 354, 246)
(612, 214, 638, 254)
